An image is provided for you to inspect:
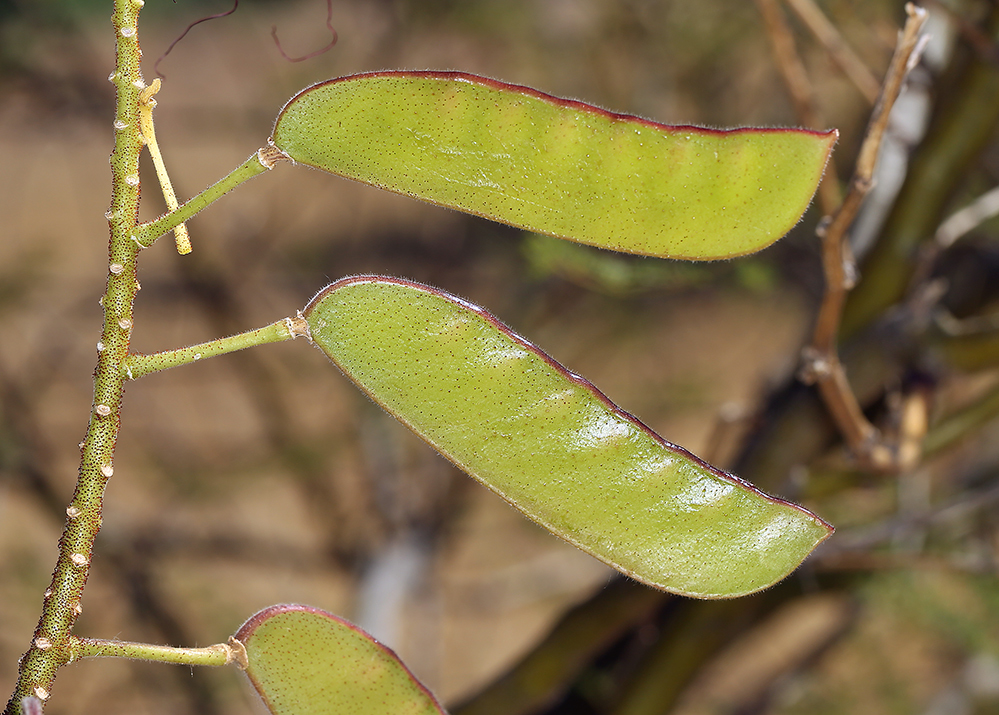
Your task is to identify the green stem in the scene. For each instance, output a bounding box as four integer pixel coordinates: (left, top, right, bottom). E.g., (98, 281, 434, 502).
(68, 637, 243, 669)
(125, 318, 306, 380)
(5, 2, 146, 712)
(133, 147, 284, 249)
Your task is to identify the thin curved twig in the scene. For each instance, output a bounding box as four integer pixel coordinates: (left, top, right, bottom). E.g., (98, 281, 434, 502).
(783, 0, 882, 104)
(272, 0, 338, 63)
(801, 4, 929, 471)
(154, 0, 240, 79)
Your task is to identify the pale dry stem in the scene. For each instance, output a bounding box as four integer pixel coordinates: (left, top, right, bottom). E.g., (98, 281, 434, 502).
(804, 3, 929, 471)
(138, 79, 191, 255)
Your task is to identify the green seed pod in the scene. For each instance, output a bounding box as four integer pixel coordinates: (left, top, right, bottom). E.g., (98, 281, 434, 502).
(272, 71, 835, 260)
(236, 604, 445, 715)
(304, 276, 832, 598)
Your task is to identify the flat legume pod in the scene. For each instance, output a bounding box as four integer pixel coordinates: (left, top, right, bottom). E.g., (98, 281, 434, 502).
(272, 71, 835, 260)
(304, 276, 832, 598)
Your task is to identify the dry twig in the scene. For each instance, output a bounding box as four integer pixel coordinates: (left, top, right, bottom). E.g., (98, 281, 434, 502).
(935, 183, 999, 248)
(802, 4, 929, 470)
(784, 0, 882, 104)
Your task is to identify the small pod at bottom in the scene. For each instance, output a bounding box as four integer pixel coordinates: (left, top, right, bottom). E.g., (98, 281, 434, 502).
(236, 604, 445, 715)
(304, 276, 832, 598)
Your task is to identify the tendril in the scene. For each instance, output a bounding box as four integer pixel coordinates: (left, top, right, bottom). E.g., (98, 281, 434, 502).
(272, 0, 338, 63)
(154, 0, 240, 79)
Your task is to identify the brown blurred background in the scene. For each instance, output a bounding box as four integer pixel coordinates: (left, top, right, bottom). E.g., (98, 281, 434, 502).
(3, 1, 999, 714)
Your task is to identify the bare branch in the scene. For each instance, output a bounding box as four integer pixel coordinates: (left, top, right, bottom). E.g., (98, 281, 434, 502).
(806, 3, 929, 470)
(784, 0, 882, 104)
(935, 183, 999, 248)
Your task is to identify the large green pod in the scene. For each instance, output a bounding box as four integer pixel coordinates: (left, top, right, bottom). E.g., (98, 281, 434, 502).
(304, 277, 832, 598)
(272, 71, 835, 260)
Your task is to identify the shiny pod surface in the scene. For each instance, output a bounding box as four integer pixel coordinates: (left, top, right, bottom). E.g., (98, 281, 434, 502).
(304, 277, 832, 598)
(272, 71, 836, 260)
(236, 604, 445, 715)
